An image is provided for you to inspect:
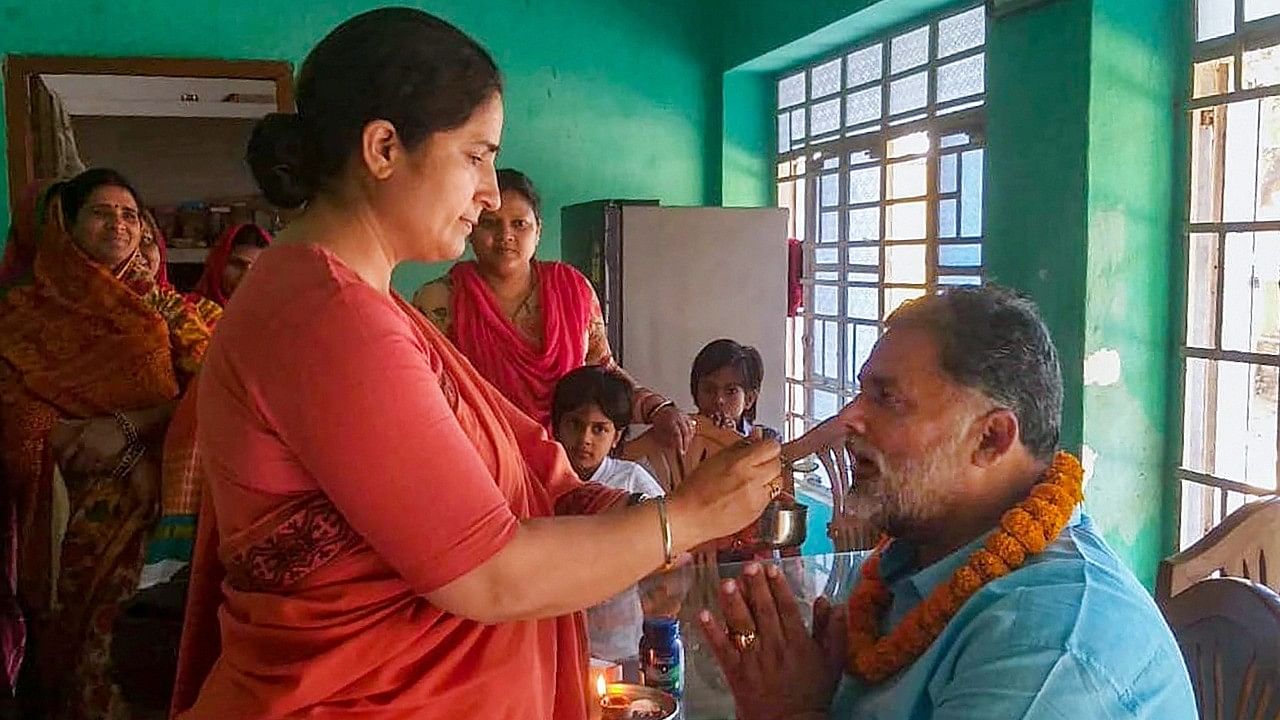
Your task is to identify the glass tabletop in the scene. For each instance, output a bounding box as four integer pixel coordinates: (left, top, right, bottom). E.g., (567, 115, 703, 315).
(587, 552, 866, 720)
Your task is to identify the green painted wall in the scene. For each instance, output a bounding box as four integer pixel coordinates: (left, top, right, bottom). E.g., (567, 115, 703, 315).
(1079, 0, 1183, 588)
(0, 0, 720, 296)
(984, 0, 1091, 457)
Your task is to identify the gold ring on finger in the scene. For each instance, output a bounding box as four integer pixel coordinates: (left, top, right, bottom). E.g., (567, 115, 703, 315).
(729, 629, 757, 651)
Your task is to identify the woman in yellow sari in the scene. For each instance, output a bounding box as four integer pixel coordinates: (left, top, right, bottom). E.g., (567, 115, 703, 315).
(0, 169, 213, 719)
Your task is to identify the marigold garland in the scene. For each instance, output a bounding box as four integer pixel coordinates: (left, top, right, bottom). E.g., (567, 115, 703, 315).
(845, 451, 1085, 683)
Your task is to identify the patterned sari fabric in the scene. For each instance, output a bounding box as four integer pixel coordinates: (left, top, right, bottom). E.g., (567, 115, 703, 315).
(171, 244, 627, 719)
(0, 184, 212, 719)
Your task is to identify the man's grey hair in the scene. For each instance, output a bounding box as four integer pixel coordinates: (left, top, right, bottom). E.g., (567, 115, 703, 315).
(885, 284, 1063, 462)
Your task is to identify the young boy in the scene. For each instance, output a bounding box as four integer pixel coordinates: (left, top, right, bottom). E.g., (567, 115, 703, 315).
(552, 366, 663, 496)
(552, 366, 664, 667)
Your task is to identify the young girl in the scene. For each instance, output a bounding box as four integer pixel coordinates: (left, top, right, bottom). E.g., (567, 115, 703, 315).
(552, 366, 664, 666)
(690, 339, 780, 441)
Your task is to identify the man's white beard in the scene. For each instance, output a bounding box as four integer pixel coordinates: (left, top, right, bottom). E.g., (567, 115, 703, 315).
(843, 431, 965, 539)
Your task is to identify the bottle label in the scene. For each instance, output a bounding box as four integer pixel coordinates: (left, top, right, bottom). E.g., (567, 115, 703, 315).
(643, 651, 684, 697)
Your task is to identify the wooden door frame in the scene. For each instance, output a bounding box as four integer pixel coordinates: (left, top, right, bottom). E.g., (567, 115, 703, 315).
(3, 55, 294, 214)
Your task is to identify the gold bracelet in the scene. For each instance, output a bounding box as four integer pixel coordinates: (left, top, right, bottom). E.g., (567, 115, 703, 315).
(654, 496, 674, 567)
(645, 400, 675, 424)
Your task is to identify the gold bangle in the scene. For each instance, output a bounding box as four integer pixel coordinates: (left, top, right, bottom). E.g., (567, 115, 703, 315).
(654, 496, 674, 567)
(645, 400, 675, 424)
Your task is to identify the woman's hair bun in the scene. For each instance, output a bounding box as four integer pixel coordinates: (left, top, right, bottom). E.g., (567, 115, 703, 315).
(246, 113, 314, 209)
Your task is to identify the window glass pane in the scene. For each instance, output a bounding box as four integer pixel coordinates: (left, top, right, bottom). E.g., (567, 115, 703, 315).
(848, 166, 881, 204)
(938, 6, 985, 58)
(853, 324, 879, 384)
(936, 54, 985, 103)
(939, 198, 958, 238)
(1224, 100, 1260, 223)
(810, 321, 839, 380)
(1194, 57, 1235, 99)
(1205, 360, 1278, 489)
(777, 114, 790, 153)
(815, 248, 839, 264)
(940, 132, 971, 149)
(821, 320, 840, 379)
(961, 149, 985, 237)
(888, 158, 927, 199)
(821, 173, 840, 207)
(1183, 357, 1213, 474)
(813, 389, 840, 420)
(1190, 105, 1226, 223)
(889, 72, 928, 115)
(811, 98, 842, 136)
(1221, 232, 1280, 354)
(1185, 233, 1221, 349)
(811, 58, 842, 99)
(788, 319, 805, 380)
(1245, 0, 1280, 21)
(791, 108, 808, 142)
(940, 153, 959, 193)
(815, 284, 839, 316)
(891, 27, 930, 73)
(846, 271, 878, 283)
(1258, 97, 1280, 220)
(1244, 44, 1280, 90)
(886, 201, 927, 240)
(887, 131, 931, 158)
(779, 72, 806, 108)
(848, 208, 880, 242)
(815, 271, 840, 281)
(845, 87, 881, 127)
(848, 245, 878, 266)
(1197, 0, 1235, 41)
(819, 210, 839, 243)
(846, 287, 878, 320)
(885, 287, 926, 317)
(939, 243, 982, 267)
(938, 275, 981, 286)
(885, 244, 927, 284)
(846, 45, 883, 88)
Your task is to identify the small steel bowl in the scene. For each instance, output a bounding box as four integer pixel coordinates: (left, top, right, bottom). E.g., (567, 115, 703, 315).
(758, 500, 808, 548)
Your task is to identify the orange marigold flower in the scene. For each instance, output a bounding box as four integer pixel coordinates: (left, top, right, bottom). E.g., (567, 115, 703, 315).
(986, 532, 1027, 567)
(844, 451, 1083, 685)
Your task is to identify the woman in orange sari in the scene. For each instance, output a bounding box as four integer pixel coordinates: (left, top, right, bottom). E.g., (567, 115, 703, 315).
(0, 169, 213, 719)
(173, 9, 780, 720)
(412, 170, 692, 448)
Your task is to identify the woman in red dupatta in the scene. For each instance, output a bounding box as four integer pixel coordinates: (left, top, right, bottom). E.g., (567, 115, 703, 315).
(412, 170, 692, 446)
(0, 169, 213, 719)
(172, 10, 780, 720)
(189, 222, 272, 307)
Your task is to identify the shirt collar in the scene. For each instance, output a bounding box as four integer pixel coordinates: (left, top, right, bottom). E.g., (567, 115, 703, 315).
(882, 506, 1086, 602)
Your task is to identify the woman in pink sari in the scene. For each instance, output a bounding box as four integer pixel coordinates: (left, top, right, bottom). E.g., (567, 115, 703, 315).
(173, 9, 781, 720)
(413, 170, 692, 447)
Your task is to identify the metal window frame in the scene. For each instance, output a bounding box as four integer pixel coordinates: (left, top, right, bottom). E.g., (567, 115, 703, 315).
(775, 3, 988, 441)
(1179, 0, 1280, 544)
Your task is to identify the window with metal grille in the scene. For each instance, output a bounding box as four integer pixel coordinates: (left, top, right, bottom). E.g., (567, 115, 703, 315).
(776, 5, 988, 460)
(1180, 0, 1280, 547)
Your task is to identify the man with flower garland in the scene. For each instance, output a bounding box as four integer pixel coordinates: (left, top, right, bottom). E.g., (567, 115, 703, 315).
(699, 285, 1196, 720)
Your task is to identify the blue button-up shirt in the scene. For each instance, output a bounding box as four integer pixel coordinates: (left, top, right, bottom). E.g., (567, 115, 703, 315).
(830, 511, 1196, 719)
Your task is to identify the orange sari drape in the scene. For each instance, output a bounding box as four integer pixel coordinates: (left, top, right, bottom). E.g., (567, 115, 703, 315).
(173, 287, 624, 720)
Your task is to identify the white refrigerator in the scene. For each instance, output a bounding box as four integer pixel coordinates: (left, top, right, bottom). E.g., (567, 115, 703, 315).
(561, 202, 789, 430)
